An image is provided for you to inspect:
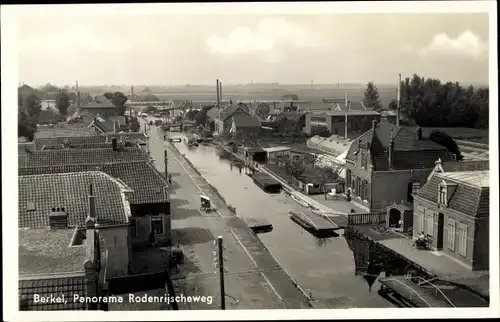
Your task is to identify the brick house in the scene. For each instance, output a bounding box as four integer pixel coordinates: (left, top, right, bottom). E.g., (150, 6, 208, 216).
(19, 221, 107, 311)
(305, 110, 381, 137)
(214, 103, 251, 135)
(228, 111, 261, 139)
(19, 161, 172, 248)
(344, 120, 454, 212)
(79, 95, 119, 117)
(18, 172, 133, 278)
(413, 161, 490, 270)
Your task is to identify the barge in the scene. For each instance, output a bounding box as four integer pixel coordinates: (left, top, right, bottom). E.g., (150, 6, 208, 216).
(289, 210, 339, 237)
(251, 171, 282, 193)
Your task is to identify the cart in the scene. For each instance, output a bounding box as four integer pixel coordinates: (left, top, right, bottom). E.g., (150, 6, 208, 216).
(200, 195, 212, 212)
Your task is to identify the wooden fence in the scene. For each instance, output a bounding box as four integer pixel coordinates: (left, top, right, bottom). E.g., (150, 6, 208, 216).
(347, 212, 386, 226)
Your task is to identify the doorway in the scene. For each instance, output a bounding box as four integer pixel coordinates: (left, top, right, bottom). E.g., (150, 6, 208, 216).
(388, 208, 402, 229)
(437, 213, 444, 250)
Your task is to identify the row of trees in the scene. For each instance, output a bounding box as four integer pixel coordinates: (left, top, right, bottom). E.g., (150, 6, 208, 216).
(363, 75, 489, 129)
(18, 89, 42, 141)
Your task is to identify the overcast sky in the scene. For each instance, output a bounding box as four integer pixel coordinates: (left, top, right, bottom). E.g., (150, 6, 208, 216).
(11, 4, 492, 86)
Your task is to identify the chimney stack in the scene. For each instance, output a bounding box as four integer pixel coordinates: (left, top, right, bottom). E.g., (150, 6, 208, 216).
(344, 111, 348, 139)
(87, 184, 96, 225)
(396, 74, 401, 127)
(131, 85, 134, 100)
(219, 81, 223, 107)
(388, 129, 395, 169)
(372, 119, 377, 131)
(76, 81, 81, 110)
(112, 138, 118, 151)
(49, 207, 68, 229)
(345, 94, 349, 110)
(416, 126, 422, 140)
(216, 79, 220, 108)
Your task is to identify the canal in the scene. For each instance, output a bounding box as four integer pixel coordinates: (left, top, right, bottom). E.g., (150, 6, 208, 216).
(163, 131, 390, 308)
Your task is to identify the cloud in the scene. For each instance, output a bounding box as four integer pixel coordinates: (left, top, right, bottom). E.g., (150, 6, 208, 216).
(20, 26, 131, 55)
(205, 18, 321, 63)
(419, 30, 487, 59)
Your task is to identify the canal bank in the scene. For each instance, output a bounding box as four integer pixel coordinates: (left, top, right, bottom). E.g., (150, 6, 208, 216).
(161, 131, 391, 308)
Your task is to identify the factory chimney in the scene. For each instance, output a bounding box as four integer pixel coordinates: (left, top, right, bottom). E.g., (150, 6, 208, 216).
(76, 81, 81, 110)
(216, 79, 220, 108)
(131, 85, 134, 100)
(219, 81, 223, 108)
(396, 73, 401, 127)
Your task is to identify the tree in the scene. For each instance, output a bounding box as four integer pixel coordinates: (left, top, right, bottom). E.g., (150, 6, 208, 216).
(363, 82, 381, 111)
(310, 125, 330, 138)
(397, 74, 488, 128)
(104, 91, 128, 115)
(194, 105, 214, 126)
(55, 89, 70, 115)
(429, 130, 464, 161)
(388, 99, 398, 110)
(40, 83, 59, 93)
(18, 90, 41, 140)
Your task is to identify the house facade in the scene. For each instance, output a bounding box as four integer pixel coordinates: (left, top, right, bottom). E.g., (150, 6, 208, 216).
(228, 111, 261, 138)
(18, 172, 133, 278)
(305, 111, 381, 137)
(214, 103, 251, 135)
(80, 95, 120, 117)
(344, 121, 454, 213)
(414, 168, 490, 270)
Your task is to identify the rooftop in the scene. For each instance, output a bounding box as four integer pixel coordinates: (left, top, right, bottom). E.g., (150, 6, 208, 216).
(438, 170, 490, 188)
(19, 228, 87, 276)
(34, 127, 96, 138)
(262, 146, 292, 153)
(18, 171, 130, 228)
(19, 161, 169, 205)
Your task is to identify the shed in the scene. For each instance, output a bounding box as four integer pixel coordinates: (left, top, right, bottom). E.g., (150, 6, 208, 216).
(262, 146, 292, 164)
(386, 202, 413, 233)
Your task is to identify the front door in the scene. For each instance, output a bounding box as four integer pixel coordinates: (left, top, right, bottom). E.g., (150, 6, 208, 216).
(437, 213, 444, 249)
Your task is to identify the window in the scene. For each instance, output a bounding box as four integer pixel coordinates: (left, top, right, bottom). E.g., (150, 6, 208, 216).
(363, 180, 369, 201)
(151, 216, 164, 235)
(458, 223, 467, 257)
(360, 153, 366, 168)
(418, 207, 425, 234)
(438, 184, 447, 205)
(424, 212, 433, 237)
(447, 219, 456, 251)
(130, 218, 138, 238)
(412, 182, 420, 194)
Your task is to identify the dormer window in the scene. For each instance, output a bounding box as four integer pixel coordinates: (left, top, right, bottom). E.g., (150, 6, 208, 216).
(438, 183, 447, 205)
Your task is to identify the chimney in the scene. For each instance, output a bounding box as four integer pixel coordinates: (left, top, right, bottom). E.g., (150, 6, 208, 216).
(344, 111, 348, 139)
(112, 138, 118, 151)
(396, 73, 401, 127)
(416, 126, 422, 140)
(345, 94, 348, 110)
(388, 129, 395, 169)
(219, 81, 223, 106)
(76, 81, 81, 110)
(131, 85, 134, 100)
(372, 119, 377, 131)
(87, 184, 97, 226)
(49, 208, 68, 229)
(113, 121, 117, 133)
(216, 79, 220, 108)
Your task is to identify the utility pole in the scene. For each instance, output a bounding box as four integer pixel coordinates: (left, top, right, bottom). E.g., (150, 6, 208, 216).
(213, 236, 227, 310)
(396, 73, 401, 127)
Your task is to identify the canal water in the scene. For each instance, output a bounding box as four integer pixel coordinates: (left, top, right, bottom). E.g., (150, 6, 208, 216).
(168, 132, 390, 308)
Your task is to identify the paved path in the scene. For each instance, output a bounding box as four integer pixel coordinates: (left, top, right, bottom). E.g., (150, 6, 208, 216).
(147, 125, 311, 309)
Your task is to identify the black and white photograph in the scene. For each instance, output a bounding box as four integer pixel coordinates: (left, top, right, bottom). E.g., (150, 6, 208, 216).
(2, 1, 498, 320)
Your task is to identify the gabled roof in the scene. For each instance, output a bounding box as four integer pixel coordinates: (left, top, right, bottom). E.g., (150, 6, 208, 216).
(20, 161, 169, 205)
(218, 103, 250, 121)
(18, 171, 130, 228)
(83, 95, 116, 109)
(34, 127, 96, 139)
(231, 111, 261, 128)
(206, 107, 220, 121)
(346, 122, 447, 162)
(19, 147, 150, 167)
(417, 171, 490, 217)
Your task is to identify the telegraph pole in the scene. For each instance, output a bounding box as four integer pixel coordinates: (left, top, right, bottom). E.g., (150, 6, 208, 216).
(213, 236, 227, 310)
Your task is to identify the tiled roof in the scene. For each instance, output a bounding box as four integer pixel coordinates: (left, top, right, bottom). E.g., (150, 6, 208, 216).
(346, 122, 448, 167)
(33, 133, 147, 150)
(219, 103, 250, 121)
(19, 275, 87, 310)
(19, 228, 87, 276)
(35, 127, 96, 139)
(83, 95, 116, 109)
(275, 111, 305, 122)
(18, 142, 36, 156)
(231, 111, 261, 128)
(20, 161, 169, 205)
(109, 116, 127, 126)
(18, 171, 130, 228)
(417, 171, 490, 217)
(206, 107, 219, 121)
(441, 160, 490, 172)
(39, 142, 131, 151)
(19, 147, 150, 167)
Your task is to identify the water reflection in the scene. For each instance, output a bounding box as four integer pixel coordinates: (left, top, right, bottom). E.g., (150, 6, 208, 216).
(170, 134, 389, 307)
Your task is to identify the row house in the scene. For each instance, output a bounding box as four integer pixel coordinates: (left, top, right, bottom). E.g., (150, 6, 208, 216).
(344, 120, 454, 214)
(413, 159, 490, 270)
(19, 172, 133, 278)
(19, 160, 172, 248)
(19, 218, 107, 311)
